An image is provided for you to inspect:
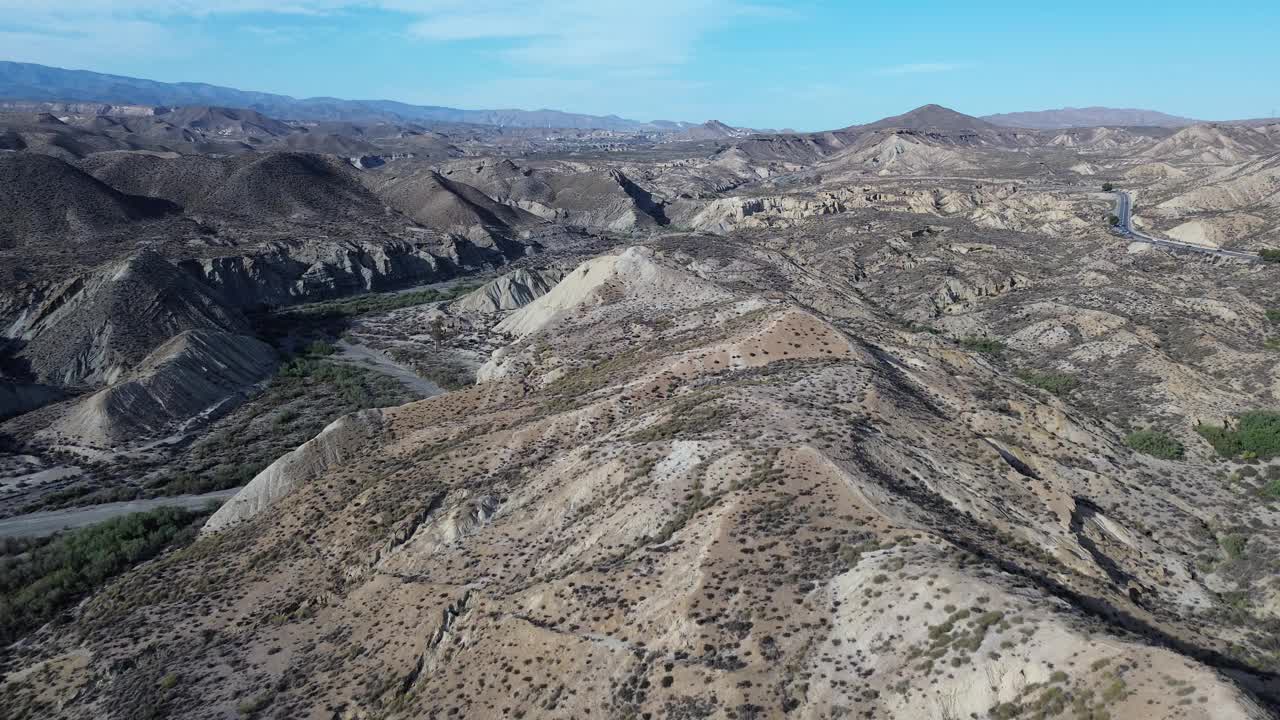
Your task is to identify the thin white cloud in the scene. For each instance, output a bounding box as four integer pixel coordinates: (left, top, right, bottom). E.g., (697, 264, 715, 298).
(0, 0, 767, 68)
(873, 62, 970, 75)
(0, 18, 191, 67)
(406, 0, 753, 67)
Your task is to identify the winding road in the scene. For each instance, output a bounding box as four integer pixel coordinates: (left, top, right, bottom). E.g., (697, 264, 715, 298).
(1113, 190, 1258, 261)
(0, 489, 239, 539)
(334, 339, 446, 398)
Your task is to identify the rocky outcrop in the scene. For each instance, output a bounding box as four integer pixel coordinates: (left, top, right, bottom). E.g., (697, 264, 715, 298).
(675, 188, 872, 233)
(203, 408, 385, 532)
(179, 238, 457, 309)
(493, 246, 730, 337)
(932, 273, 1029, 314)
(433, 159, 669, 232)
(452, 267, 567, 314)
(2, 250, 246, 387)
(43, 330, 276, 449)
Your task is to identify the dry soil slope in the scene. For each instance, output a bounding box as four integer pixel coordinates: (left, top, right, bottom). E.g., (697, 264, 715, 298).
(3, 250, 247, 387)
(434, 158, 670, 232)
(42, 329, 276, 450)
(80, 151, 393, 223)
(4, 246, 1274, 720)
(1143, 124, 1278, 165)
(0, 153, 177, 249)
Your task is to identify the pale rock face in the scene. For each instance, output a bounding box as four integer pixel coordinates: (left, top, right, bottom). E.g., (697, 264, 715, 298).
(476, 347, 515, 383)
(494, 246, 730, 337)
(1, 251, 246, 388)
(183, 239, 448, 309)
(203, 408, 385, 532)
(453, 267, 567, 314)
(43, 330, 276, 449)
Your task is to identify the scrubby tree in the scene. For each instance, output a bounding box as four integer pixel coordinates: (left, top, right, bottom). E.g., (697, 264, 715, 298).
(1125, 430, 1184, 460)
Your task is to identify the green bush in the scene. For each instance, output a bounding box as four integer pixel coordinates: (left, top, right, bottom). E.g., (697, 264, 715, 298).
(1266, 309, 1280, 324)
(1260, 249, 1280, 263)
(304, 340, 335, 356)
(1221, 534, 1248, 560)
(960, 337, 1006, 357)
(1196, 411, 1280, 458)
(153, 463, 267, 496)
(0, 506, 203, 644)
(1018, 370, 1079, 396)
(1261, 479, 1280, 499)
(1102, 182, 1115, 192)
(1125, 430, 1185, 460)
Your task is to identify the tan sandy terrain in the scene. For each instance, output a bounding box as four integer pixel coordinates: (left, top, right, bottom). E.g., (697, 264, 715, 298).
(3, 102, 1280, 720)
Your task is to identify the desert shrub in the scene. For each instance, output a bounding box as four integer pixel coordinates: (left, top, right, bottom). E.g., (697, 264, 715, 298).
(0, 507, 203, 644)
(1260, 249, 1280, 264)
(959, 337, 1006, 357)
(1196, 412, 1280, 459)
(417, 364, 474, 391)
(1221, 534, 1248, 560)
(1102, 182, 1115, 192)
(237, 691, 274, 716)
(154, 463, 267, 496)
(1267, 309, 1280, 324)
(1125, 430, 1185, 460)
(23, 484, 143, 513)
(250, 283, 478, 348)
(1018, 370, 1079, 396)
(304, 340, 335, 356)
(276, 359, 405, 409)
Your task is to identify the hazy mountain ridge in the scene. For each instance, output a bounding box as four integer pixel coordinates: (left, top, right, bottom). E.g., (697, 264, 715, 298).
(0, 61, 698, 131)
(984, 106, 1201, 129)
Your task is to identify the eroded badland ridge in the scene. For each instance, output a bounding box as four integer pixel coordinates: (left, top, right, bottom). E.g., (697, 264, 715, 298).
(1, 100, 1280, 719)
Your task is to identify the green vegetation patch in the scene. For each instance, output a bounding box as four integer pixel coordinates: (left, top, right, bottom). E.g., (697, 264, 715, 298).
(0, 506, 204, 644)
(270, 284, 476, 325)
(1125, 430, 1185, 460)
(1196, 411, 1280, 459)
(1260, 249, 1280, 264)
(959, 337, 1006, 357)
(253, 283, 478, 343)
(1017, 370, 1079, 396)
(1220, 534, 1249, 560)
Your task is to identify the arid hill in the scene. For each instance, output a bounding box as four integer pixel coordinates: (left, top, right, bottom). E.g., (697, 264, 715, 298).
(1, 97, 1279, 720)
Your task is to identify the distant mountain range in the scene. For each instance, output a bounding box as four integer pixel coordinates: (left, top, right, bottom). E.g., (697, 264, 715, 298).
(0, 60, 699, 131)
(2, 60, 1255, 134)
(982, 107, 1199, 129)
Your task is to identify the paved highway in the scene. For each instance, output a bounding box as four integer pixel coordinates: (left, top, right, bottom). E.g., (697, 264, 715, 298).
(1112, 190, 1258, 261)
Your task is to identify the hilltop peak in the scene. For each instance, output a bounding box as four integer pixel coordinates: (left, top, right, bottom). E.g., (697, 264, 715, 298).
(857, 104, 996, 132)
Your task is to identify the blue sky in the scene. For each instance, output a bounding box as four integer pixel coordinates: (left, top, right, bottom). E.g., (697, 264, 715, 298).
(1, 1, 1277, 130)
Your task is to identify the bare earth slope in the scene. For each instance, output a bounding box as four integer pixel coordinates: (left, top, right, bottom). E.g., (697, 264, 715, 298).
(4, 244, 1276, 720)
(3, 98, 1280, 720)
